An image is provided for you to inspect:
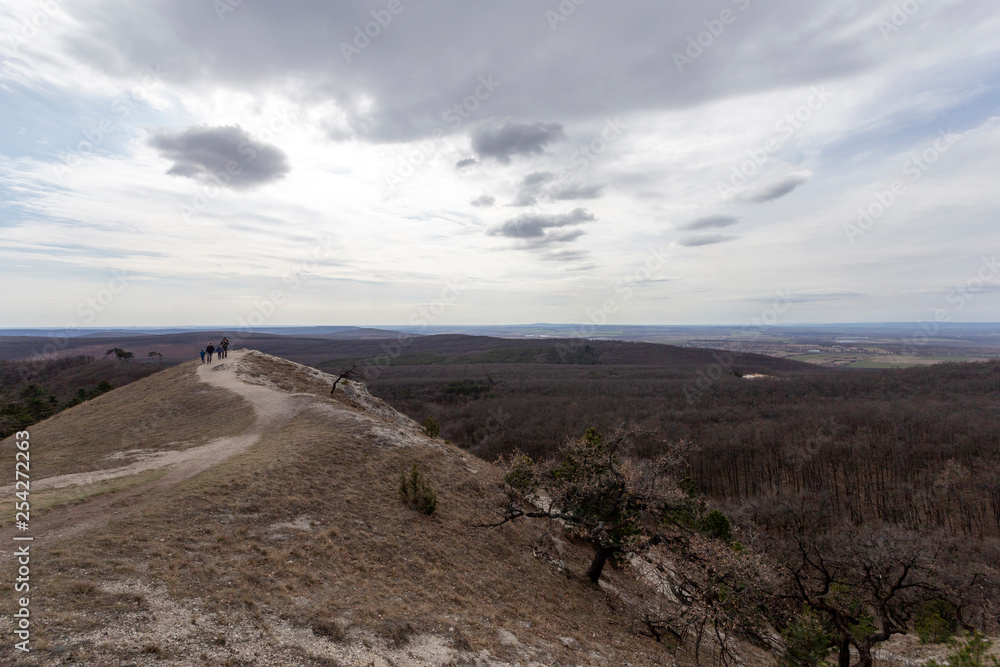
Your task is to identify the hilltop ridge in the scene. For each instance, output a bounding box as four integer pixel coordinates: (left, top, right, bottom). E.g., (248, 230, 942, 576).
(0, 350, 735, 666)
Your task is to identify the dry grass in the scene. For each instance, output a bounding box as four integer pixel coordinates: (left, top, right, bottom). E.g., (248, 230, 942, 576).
(0, 468, 166, 523)
(0, 360, 254, 479)
(0, 352, 733, 666)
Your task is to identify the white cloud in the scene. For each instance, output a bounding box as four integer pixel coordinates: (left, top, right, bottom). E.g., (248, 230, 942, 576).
(2, 0, 1000, 324)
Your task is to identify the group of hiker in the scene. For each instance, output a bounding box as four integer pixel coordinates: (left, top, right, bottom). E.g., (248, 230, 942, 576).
(200, 337, 229, 363)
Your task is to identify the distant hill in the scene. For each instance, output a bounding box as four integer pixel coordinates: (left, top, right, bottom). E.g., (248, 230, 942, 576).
(0, 328, 409, 363)
(0, 331, 819, 371)
(302, 334, 821, 373)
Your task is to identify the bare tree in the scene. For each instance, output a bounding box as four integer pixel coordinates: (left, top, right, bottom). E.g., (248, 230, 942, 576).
(758, 505, 999, 667)
(330, 365, 361, 394)
(638, 534, 776, 665)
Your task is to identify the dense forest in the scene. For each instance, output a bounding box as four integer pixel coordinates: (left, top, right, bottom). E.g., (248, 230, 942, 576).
(347, 347, 1000, 662)
(357, 356, 1000, 539)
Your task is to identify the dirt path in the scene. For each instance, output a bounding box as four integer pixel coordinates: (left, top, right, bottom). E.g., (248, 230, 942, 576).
(0, 351, 297, 560)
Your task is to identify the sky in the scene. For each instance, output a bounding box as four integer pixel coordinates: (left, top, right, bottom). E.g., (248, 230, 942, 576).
(1, 0, 999, 328)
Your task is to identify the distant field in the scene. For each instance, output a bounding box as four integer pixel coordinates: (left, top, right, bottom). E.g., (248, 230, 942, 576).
(789, 352, 998, 368)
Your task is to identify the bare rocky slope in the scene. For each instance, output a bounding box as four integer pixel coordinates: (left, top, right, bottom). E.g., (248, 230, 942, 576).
(0, 350, 769, 666)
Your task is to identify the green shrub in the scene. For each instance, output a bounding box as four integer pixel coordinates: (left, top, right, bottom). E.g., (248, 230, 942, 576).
(503, 454, 537, 494)
(928, 632, 1000, 667)
(779, 606, 835, 667)
(916, 599, 960, 644)
(422, 416, 440, 438)
(698, 509, 733, 542)
(400, 464, 437, 515)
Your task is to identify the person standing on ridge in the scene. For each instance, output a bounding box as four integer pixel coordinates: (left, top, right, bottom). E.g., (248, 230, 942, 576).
(206, 343, 215, 362)
(200, 349, 206, 363)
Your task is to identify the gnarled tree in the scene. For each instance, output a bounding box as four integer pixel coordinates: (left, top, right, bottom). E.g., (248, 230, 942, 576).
(484, 426, 774, 663)
(757, 502, 1000, 667)
(485, 426, 684, 583)
(330, 365, 361, 394)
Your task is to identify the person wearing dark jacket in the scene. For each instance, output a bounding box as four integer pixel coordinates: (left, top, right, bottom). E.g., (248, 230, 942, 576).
(206, 344, 215, 362)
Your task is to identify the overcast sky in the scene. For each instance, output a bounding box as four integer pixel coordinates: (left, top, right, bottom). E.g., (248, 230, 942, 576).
(2, 0, 999, 327)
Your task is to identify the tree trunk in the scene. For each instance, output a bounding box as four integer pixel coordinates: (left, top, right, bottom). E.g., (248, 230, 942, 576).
(838, 633, 851, 667)
(586, 545, 615, 584)
(856, 641, 874, 667)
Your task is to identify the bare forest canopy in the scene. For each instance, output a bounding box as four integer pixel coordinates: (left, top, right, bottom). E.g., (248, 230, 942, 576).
(350, 353, 1000, 540)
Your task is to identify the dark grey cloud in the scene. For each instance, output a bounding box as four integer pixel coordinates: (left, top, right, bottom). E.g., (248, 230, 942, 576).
(553, 183, 604, 200)
(511, 171, 604, 207)
(149, 125, 289, 189)
(488, 207, 594, 248)
(522, 171, 554, 187)
(738, 175, 809, 204)
(539, 248, 591, 263)
(59, 1, 907, 142)
(470, 193, 495, 207)
(511, 171, 554, 206)
(678, 233, 737, 247)
(456, 158, 478, 169)
(681, 215, 739, 231)
(471, 121, 565, 164)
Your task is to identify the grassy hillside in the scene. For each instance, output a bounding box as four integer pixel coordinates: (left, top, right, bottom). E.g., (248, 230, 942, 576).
(0, 356, 166, 438)
(8, 361, 254, 479)
(0, 351, 752, 666)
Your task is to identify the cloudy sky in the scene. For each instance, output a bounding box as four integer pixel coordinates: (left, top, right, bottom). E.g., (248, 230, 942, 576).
(1, 0, 999, 327)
